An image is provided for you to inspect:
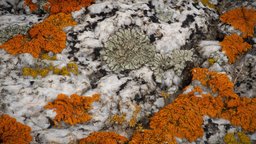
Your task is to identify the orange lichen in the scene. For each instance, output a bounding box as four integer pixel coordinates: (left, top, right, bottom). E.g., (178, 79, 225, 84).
(220, 7, 256, 37)
(30, 13, 77, 33)
(220, 97, 256, 132)
(130, 68, 256, 143)
(192, 68, 256, 132)
(79, 131, 128, 144)
(44, 93, 100, 125)
(149, 87, 223, 142)
(0, 13, 77, 58)
(0, 34, 42, 57)
(44, 0, 94, 14)
(0, 114, 32, 144)
(24, 0, 38, 12)
(220, 34, 252, 63)
(130, 129, 177, 144)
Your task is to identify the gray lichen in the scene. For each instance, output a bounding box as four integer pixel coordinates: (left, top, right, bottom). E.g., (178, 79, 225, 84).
(155, 6, 174, 23)
(101, 28, 156, 72)
(0, 24, 30, 44)
(150, 49, 193, 82)
(101, 28, 193, 85)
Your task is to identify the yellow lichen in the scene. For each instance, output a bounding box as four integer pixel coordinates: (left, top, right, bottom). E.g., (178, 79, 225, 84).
(129, 105, 141, 127)
(40, 53, 57, 60)
(22, 62, 79, 78)
(110, 114, 126, 125)
(224, 132, 251, 144)
(159, 91, 170, 99)
(67, 62, 79, 75)
(199, 0, 215, 9)
(38, 68, 50, 77)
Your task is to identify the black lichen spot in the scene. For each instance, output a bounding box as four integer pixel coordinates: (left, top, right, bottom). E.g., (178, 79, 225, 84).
(235, 82, 241, 87)
(30, 81, 34, 85)
(206, 133, 212, 139)
(181, 15, 195, 28)
(68, 33, 78, 40)
(216, 31, 225, 41)
(92, 47, 102, 60)
(244, 37, 254, 45)
(68, 46, 79, 56)
(143, 10, 148, 16)
(134, 94, 144, 103)
(149, 34, 156, 43)
(91, 82, 98, 89)
(149, 16, 159, 23)
(116, 80, 131, 95)
(91, 22, 98, 29)
(90, 14, 96, 18)
(110, 8, 118, 15)
(152, 74, 156, 82)
(73, 57, 78, 62)
(147, 1, 155, 9)
(84, 21, 98, 31)
(47, 117, 55, 129)
(99, 69, 107, 77)
(192, 2, 200, 10)
(224, 124, 231, 130)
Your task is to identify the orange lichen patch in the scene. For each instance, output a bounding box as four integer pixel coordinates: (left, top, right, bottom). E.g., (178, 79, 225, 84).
(29, 24, 67, 54)
(0, 114, 32, 144)
(24, 0, 38, 12)
(0, 34, 42, 57)
(79, 131, 128, 144)
(220, 7, 256, 37)
(220, 34, 252, 63)
(31, 13, 77, 32)
(192, 68, 237, 98)
(45, 0, 94, 14)
(149, 87, 223, 142)
(192, 68, 256, 132)
(44, 93, 100, 125)
(129, 129, 177, 144)
(220, 97, 256, 132)
(131, 68, 256, 143)
(0, 13, 77, 57)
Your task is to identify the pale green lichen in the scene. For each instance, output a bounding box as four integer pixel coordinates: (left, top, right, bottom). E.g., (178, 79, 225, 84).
(0, 25, 30, 44)
(155, 6, 175, 23)
(102, 28, 193, 86)
(101, 28, 156, 72)
(149, 49, 193, 81)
